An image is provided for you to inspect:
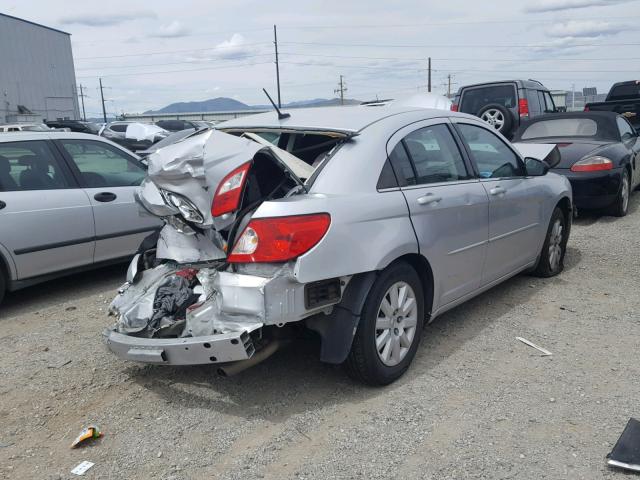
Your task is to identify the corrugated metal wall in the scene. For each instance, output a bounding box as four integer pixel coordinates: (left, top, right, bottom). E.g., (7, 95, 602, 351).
(0, 14, 79, 123)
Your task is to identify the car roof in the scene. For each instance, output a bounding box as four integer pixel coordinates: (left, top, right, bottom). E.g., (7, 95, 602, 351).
(514, 111, 621, 142)
(0, 132, 102, 142)
(456, 79, 547, 94)
(218, 105, 463, 133)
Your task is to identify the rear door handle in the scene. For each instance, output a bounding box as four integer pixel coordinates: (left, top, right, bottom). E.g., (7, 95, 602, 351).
(94, 192, 117, 202)
(489, 186, 506, 196)
(0, 200, 5, 210)
(417, 193, 442, 205)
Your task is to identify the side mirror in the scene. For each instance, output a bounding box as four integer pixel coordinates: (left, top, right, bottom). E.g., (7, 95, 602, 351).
(525, 157, 550, 176)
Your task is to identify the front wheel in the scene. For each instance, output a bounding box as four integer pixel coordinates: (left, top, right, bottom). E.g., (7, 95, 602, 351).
(0, 270, 6, 305)
(344, 262, 424, 385)
(532, 207, 567, 278)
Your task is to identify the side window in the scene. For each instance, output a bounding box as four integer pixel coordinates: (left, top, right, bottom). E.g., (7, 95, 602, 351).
(527, 91, 542, 115)
(617, 117, 636, 140)
(109, 124, 127, 133)
(376, 159, 398, 189)
(0, 141, 71, 191)
(457, 123, 524, 178)
(543, 92, 556, 112)
(59, 140, 146, 188)
(388, 142, 415, 186)
(402, 124, 469, 184)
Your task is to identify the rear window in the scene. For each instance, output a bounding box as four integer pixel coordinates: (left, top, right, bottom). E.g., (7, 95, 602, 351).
(460, 85, 517, 115)
(608, 83, 640, 101)
(521, 118, 598, 139)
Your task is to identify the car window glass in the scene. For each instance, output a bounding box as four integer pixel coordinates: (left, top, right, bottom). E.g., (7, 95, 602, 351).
(402, 124, 469, 184)
(457, 123, 524, 178)
(521, 118, 598, 139)
(109, 124, 127, 133)
(60, 140, 145, 188)
(543, 92, 556, 112)
(376, 159, 398, 189)
(527, 91, 542, 115)
(460, 85, 517, 115)
(617, 117, 635, 140)
(388, 142, 415, 186)
(0, 140, 71, 191)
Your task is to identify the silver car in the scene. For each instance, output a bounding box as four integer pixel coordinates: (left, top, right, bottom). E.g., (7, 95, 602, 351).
(105, 107, 572, 385)
(0, 132, 161, 304)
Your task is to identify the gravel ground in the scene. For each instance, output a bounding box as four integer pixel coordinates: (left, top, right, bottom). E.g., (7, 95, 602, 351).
(1, 196, 639, 480)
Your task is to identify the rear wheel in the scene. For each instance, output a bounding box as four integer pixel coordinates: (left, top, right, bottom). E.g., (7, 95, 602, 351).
(532, 207, 567, 278)
(344, 262, 424, 385)
(610, 169, 630, 217)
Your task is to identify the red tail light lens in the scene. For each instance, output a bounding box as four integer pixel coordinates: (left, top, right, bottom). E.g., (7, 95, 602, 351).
(211, 161, 251, 217)
(228, 213, 331, 263)
(570, 156, 613, 172)
(450, 103, 459, 112)
(518, 98, 529, 117)
(584, 106, 590, 111)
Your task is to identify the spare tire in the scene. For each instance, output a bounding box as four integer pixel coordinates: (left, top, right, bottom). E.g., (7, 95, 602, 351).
(478, 104, 514, 137)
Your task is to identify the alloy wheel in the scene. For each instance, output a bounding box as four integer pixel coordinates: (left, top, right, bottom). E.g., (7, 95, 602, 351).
(548, 219, 564, 272)
(621, 174, 630, 213)
(375, 281, 418, 367)
(480, 109, 505, 130)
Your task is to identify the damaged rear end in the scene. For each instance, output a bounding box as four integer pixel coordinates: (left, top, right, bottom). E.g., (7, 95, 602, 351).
(104, 129, 346, 372)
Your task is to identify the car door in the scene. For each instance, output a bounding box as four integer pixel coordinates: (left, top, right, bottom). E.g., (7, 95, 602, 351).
(54, 138, 161, 263)
(0, 139, 95, 280)
(454, 121, 544, 284)
(386, 120, 489, 308)
(617, 116, 640, 188)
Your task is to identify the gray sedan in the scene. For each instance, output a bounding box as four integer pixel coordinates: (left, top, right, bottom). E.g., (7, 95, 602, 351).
(0, 132, 161, 304)
(106, 107, 573, 385)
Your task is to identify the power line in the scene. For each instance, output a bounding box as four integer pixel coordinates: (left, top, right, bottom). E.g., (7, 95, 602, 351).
(75, 42, 271, 60)
(77, 61, 273, 79)
(278, 52, 640, 62)
(281, 41, 640, 49)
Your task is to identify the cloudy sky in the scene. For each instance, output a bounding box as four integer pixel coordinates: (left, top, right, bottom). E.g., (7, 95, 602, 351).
(3, 0, 639, 116)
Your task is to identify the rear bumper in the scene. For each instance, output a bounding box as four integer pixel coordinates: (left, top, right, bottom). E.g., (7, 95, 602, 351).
(103, 325, 259, 365)
(554, 167, 622, 209)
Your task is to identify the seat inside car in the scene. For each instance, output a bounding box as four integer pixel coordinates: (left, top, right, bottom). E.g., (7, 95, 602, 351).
(405, 139, 457, 182)
(0, 155, 18, 190)
(18, 155, 56, 189)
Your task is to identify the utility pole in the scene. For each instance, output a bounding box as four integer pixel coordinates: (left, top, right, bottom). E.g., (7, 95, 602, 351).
(428, 57, 432, 93)
(78, 84, 87, 121)
(571, 83, 575, 111)
(99, 78, 107, 123)
(334, 75, 347, 105)
(274, 25, 282, 108)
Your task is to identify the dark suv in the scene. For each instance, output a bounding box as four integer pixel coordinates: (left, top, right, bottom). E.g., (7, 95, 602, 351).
(452, 80, 557, 138)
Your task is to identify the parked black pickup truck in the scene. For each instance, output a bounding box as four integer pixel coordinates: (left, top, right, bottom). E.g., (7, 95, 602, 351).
(585, 81, 640, 131)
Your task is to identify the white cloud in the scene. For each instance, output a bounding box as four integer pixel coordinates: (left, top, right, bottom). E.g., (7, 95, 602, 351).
(59, 11, 156, 27)
(526, 0, 631, 13)
(153, 20, 190, 38)
(214, 33, 254, 59)
(547, 20, 631, 37)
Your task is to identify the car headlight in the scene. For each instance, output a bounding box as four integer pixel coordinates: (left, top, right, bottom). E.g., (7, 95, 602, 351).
(164, 191, 204, 224)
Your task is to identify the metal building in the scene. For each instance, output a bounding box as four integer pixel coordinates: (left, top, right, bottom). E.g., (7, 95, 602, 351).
(0, 13, 79, 123)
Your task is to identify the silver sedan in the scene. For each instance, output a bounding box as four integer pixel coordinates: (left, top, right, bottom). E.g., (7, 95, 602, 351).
(0, 132, 161, 304)
(105, 106, 572, 385)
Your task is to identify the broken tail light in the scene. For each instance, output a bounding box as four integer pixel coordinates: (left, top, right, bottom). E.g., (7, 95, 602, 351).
(518, 98, 529, 117)
(212, 161, 251, 217)
(228, 213, 331, 263)
(570, 156, 613, 172)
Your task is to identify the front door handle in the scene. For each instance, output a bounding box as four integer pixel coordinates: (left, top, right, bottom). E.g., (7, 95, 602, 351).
(0, 200, 5, 210)
(489, 186, 506, 196)
(94, 192, 117, 202)
(417, 193, 442, 205)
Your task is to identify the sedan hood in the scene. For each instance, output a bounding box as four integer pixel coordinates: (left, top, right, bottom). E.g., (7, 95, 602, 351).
(518, 139, 612, 169)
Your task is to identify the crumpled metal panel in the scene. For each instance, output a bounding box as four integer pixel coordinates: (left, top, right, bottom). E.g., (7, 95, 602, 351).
(145, 129, 263, 230)
(156, 223, 226, 263)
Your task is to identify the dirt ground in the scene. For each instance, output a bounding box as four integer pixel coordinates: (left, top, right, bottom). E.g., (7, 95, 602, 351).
(1, 196, 639, 480)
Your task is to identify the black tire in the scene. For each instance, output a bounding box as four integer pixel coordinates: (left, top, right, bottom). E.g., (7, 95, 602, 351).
(609, 169, 630, 217)
(532, 207, 567, 278)
(477, 104, 514, 137)
(344, 262, 425, 386)
(0, 269, 5, 306)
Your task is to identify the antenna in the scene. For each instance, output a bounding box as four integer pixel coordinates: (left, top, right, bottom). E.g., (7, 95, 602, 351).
(262, 88, 290, 120)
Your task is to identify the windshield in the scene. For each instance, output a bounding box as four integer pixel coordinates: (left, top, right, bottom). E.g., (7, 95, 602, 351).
(521, 118, 598, 139)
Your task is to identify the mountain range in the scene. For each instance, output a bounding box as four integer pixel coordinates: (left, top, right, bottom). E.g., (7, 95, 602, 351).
(144, 97, 361, 114)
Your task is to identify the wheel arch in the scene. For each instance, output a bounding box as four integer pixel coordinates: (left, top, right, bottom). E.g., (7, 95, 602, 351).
(387, 253, 435, 321)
